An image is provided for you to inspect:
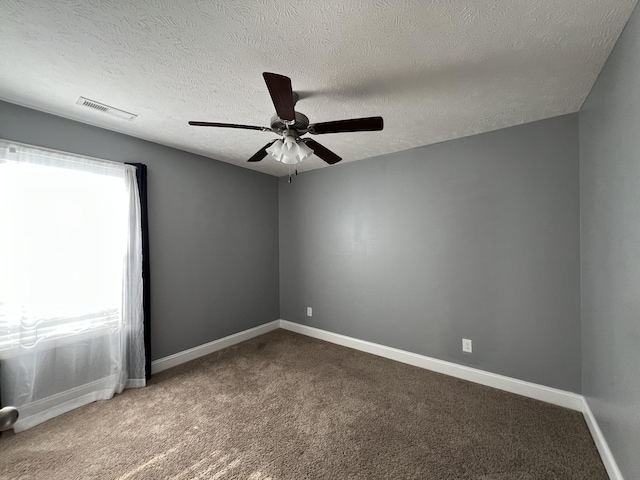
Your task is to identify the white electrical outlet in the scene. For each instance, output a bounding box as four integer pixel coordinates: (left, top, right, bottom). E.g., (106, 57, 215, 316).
(307, 307, 312, 317)
(462, 338, 472, 353)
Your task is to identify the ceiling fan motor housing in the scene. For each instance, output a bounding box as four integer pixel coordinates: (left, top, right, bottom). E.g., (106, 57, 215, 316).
(270, 112, 309, 136)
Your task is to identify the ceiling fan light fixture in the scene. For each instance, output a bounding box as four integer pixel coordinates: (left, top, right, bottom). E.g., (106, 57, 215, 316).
(266, 135, 312, 165)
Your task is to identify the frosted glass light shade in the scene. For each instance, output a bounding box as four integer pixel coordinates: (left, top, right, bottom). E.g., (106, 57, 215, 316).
(297, 140, 313, 161)
(266, 139, 284, 161)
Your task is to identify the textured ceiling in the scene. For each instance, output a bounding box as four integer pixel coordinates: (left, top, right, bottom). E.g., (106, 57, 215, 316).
(0, 0, 637, 176)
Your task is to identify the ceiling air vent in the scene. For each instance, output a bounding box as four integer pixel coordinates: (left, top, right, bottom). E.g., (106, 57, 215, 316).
(76, 97, 137, 120)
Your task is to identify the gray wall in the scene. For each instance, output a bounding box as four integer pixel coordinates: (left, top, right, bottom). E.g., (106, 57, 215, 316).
(0, 101, 280, 361)
(579, 2, 640, 477)
(280, 114, 581, 392)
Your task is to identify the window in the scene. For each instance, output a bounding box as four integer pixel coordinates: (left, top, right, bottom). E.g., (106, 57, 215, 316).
(0, 144, 128, 355)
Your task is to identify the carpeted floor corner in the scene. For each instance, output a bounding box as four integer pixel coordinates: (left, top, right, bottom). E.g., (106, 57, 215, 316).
(0, 329, 607, 479)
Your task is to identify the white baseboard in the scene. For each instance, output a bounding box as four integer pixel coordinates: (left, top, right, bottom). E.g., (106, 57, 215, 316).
(582, 398, 624, 480)
(151, 320, 280, 374)
(279, 320, 583, 410)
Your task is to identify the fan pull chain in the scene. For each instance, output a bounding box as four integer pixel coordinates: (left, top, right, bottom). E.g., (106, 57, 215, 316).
(288, 164, 292, 183)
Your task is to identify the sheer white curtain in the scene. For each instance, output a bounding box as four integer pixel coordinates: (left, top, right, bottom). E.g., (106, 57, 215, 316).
(0, 140, 145, 432)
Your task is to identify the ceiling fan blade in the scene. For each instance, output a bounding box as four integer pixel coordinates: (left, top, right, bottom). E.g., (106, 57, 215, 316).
(247, 141, 276, 162)
(263, 72, 296, 122)
(308, 116, 384, 135)
(188, 121, 270, 131)
(303, 139, 342, 165)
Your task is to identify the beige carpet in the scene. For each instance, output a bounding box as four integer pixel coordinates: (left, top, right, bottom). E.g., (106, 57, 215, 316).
(0, 329, 606, 479)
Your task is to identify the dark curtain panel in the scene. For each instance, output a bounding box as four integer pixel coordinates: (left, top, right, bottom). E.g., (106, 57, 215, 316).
(126, 163, 151, 381)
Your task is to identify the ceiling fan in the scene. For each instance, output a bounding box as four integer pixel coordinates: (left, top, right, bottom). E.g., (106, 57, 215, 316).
(189, 73, 384, 176)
